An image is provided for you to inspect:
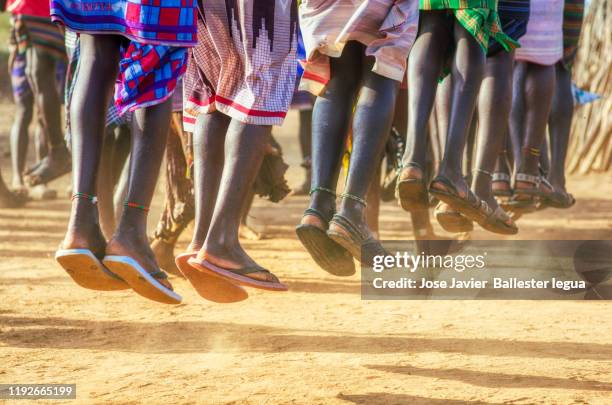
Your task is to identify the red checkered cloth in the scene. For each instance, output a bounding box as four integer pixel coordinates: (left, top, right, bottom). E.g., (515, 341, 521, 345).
(50, 0, 197, 47)
(115, 43, 188, 115)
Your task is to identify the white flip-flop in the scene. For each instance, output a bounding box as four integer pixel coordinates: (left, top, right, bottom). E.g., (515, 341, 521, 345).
(103, 255, 182, 304)
(55, 249, 129, 291)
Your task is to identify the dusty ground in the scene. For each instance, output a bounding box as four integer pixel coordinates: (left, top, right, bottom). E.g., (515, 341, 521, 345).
(0, 100, 611, 404)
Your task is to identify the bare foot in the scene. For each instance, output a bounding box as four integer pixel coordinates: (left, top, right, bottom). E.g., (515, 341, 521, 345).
(150, 238, 182, 277)
(62, 206, 107, 258)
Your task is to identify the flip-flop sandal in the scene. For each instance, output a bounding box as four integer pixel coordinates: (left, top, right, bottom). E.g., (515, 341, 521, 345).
(187, 257, 288, 292)
(175, 252, 248, 303)
(507, 173, 540, 212)
(476, 202, 519, 235)
(429, 176, 485, 223)
(56, 249, 129, 291)
(103, 255, 182, 304)
(25, 154, 71, 187)
(327, 213, 387, 267)
(396, 163, 429, 211)
(296, 208, 356, 277)
(492, 172, 513, 197)
(434, 202, 474, 233)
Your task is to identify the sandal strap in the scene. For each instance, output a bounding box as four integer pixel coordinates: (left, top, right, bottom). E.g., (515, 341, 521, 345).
(310, 186, 336, 197)
(231, 266, 270, 276)
(339, 192, 367, 207)
(149, 270, 168, 280)
(515, 173, 541, 186)
(492, 172, 511, 182)
(303, 207, 333, 224)
(330, 214, 369, 242)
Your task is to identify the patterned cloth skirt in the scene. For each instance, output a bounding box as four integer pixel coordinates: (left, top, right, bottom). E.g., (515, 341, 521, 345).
(299, 0, 420, 96)
(183, 0, 298, 128)
(50, 0, 197, 46)
(562, 0, 585, 70)
(420, 0, 519, 53)
(51, 0, 196, 114)
(9, 15, 67, 101)
(487, 0, 530, 56)
(515, 0, 564, 66)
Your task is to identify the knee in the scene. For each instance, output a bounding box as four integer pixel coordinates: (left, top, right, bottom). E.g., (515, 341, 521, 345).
(13, 95, 34, 120)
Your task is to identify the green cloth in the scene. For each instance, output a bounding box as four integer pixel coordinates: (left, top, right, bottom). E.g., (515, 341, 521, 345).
(420, 0, 519, 54)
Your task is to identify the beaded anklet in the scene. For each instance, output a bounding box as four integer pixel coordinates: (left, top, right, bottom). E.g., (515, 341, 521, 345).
(72, 192, 97, 204)
(123, 201, 150, 212)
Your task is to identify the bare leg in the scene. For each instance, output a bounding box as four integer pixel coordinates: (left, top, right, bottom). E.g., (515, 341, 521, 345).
(107, 98, 173, 288)
(336, 67, 399, 237)
(473, 50, 515, 207)
(151, 113, 196, 273)
(293, 109, 313, 195)
(548, 63, 573, 191)
(9, 92, 33, 190)
(199, 121, 278, 282)
(302, 41, 363, 229)
(62, 34, 121, 257)
(189, 111, 230, 250)
(24, 44, 70, 185)
(365, 164, 382, 239)
(437, 22, 485, 192)
(401, 12, 452, 173)
(508, 62, 527, 172)
(98, 125, 131, 239)
(516, 63, 556, 179)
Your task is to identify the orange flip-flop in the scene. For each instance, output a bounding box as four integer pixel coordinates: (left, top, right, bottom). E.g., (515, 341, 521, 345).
(176, 252, 248, 303)
(187, 257, 288, 292)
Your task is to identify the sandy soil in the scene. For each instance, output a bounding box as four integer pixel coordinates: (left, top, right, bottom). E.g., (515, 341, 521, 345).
(0, 102, 611, 404)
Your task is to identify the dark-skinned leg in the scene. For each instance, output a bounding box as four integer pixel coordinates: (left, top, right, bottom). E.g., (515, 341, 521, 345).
(62, 34, 121, 257)
(335, 67, 399, 238)
(365, 164, 382, 239)
(300, 41, 363, 230)
(400, 12, 452, 179)
(548, 63, 573, 192)
(0, 166, 27, 208)
(239, 189, 262, 241)
(515, 63, 555, 193)
(24, 46, 70, 185)
(473, 50, 515, 208)
(509, 61, 527, 173)
(436, 22, 485, 194)
(199, 121, 278, 283)
(189, 111, 230, 251)
(106, 98, 173, 288)
(293, 109, 313, 195)
(9, 92, 33, 190)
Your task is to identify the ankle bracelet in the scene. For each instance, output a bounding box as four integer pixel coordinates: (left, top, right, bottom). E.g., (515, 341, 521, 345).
(72, 192, 97, 204)
(123, 201, 150, 212)
(310, 186, 336, 197)
(339, 192, 367, 207)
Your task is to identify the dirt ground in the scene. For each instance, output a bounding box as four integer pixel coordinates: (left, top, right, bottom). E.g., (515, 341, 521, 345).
(0, 100, 611, 404)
